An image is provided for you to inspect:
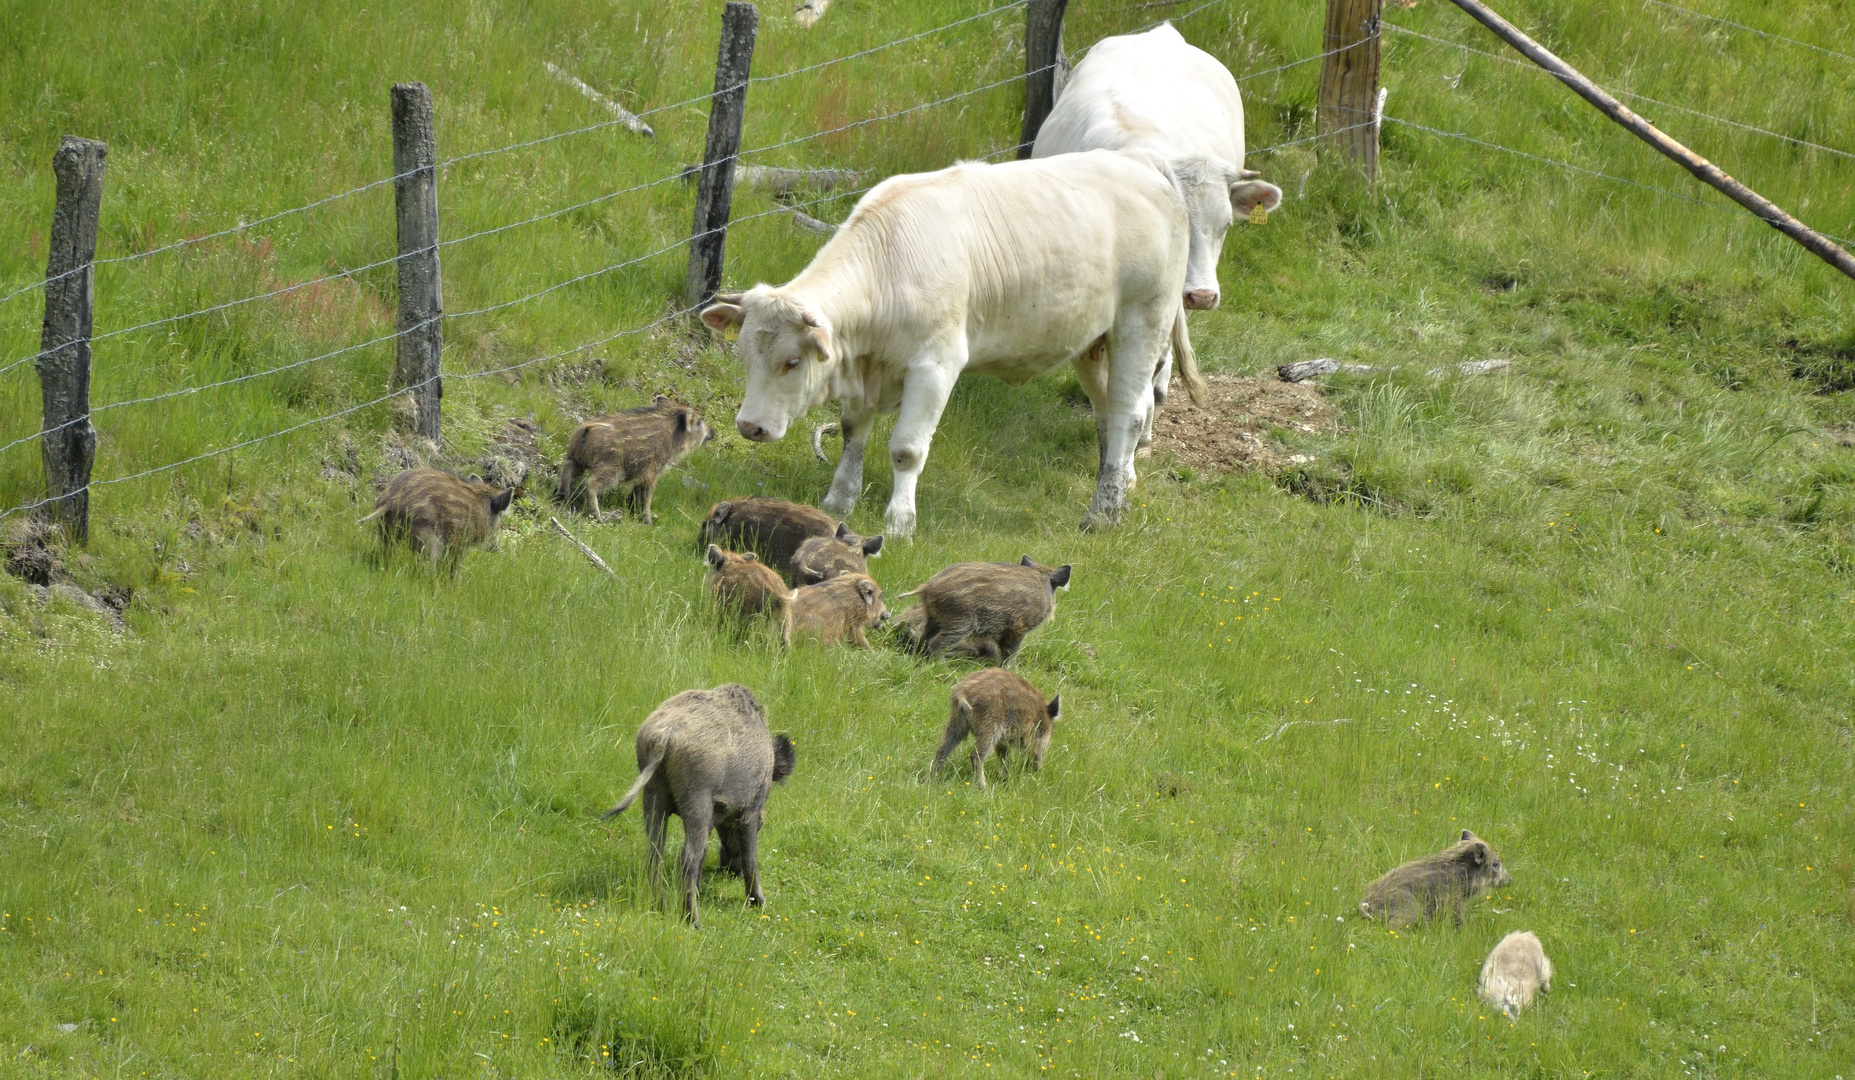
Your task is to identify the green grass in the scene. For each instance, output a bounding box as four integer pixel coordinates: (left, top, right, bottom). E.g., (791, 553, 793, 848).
(3, 0, 1854, 1076)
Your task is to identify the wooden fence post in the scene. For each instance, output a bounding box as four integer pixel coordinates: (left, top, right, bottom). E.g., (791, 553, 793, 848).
(1017, 0, 1070, 158)
(685, 1, 759, 309)
(38, 135, 107, 542)
(1317, 0, 1384, 179)
(392, 81, 444, 444)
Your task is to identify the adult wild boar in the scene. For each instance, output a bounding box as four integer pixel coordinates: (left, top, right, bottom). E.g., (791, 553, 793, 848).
(601, 685, 796, 927)
(1033, 22, 1283, 442)
(701, 149, 1193, 535)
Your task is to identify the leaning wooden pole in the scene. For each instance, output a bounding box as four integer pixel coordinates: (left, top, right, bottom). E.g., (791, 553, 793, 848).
(684, 1, 759, 309)
(1448, 0, 1855, 283)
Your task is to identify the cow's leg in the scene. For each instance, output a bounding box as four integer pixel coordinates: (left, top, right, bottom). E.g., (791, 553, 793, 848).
(1139, 344, 1173, 456)
(1071, 336, 1113, 475)
(1082, 322, 1163, 531)
(884, 351, 960, 539)
(823, 404, 875, 518)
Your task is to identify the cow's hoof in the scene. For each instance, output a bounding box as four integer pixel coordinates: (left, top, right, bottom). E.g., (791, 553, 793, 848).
(884, 509, 917, 539)
(822, 491, 856, 518)
(1079, 510, 1121, 533)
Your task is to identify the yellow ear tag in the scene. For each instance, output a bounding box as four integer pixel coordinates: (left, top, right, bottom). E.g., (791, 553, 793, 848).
(722, 324, 740, 343)
(1249, 205, 1269, 226)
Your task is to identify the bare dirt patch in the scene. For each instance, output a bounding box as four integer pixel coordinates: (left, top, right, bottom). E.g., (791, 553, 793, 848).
(1150, 374, 1340, 474)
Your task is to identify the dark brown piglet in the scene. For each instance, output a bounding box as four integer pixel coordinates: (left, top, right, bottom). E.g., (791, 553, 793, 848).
(699, 496, 836, 576)
(901, 555, 1071, 664)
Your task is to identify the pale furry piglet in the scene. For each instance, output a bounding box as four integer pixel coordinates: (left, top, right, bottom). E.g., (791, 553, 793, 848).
(932, 668, 1059, 789)
(784, 573, 885, 649)
(360, 467, 514, 571)
(705, 545, 790, 622)
(700, 496, 837, 577)
(556, 397, 714, 524)
(902, 556, 1072, 664)
(789, 522, 883, 585)
(601, 685, 796, 928)
(1359, 830, 1513, 927)
(1479, 930, 1552, 1018)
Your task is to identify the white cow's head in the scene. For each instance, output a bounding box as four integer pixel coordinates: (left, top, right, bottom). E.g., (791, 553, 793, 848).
(700, 286, 836, 442)
(1169, 156, 1283, 310)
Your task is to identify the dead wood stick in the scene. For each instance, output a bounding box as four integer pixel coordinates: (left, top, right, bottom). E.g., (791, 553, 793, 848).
(550, 516, 617, 577)
(679, 163, 863, 195)
(1447, 0, 1855, 283)
(542, 62, 653, 137)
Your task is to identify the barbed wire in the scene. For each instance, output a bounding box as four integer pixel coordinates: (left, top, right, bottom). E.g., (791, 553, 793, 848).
(1641, 0, 1855, 66)
(1385, 23, 1855, 162)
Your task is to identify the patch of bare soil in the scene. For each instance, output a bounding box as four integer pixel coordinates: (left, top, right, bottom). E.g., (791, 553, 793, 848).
(2, 519, 130, 630)
(1149, 374, 1339, 474)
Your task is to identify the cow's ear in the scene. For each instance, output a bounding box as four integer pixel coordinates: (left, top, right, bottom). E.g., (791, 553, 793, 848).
(700, 302, 745, 332)
(1230, 178, 1283, 216)
(800, 309, 833, 359)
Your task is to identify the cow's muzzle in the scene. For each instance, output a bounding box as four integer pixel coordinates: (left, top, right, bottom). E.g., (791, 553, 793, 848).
(737, 419, 773, 441)
(1183, 289, 1220, 311)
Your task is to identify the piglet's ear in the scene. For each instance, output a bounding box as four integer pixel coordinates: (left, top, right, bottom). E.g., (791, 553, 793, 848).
(1470, 842, 1489, 866)
(706, 544, 725, 568)
(1460, 829, 1476, 842)
(489, 488, 515, 515)
(863, 535, 883, 557)
(857, 578, 877, 603)
(1050, 564, 1073, 589)
(1047, 695, 1061, 720)
(675, 409, 691, 433)
(742, 551, 758, 563)
(836, 522, 851, 540)
(700, 302, 745, 332)
(1021, 554, 1035, 567)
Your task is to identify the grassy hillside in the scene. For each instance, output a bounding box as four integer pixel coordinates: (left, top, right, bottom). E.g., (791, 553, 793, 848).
(2, 0, 1853, 1077)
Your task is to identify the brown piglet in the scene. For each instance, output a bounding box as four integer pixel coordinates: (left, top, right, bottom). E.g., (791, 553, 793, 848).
(789, 522, 883, 585)
(1359, 830, 1513, 927)
(931, 668, 1059, 789)
(901, 555, 1072, 664)
(699, 496, 836, 577)
(705, 544, 791, 622)
(360, 467, 514, 571)
(557, 397, 714, 524)
(784, 573, 886, 649)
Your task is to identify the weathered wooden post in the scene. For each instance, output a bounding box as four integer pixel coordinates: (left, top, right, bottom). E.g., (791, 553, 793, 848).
(391, 81, 443, 443)
(1017, 0, 1070, 158)
(38, 136, 106, 542)
(685, 1, 759, 309)
(1317, 0, 1384, 179)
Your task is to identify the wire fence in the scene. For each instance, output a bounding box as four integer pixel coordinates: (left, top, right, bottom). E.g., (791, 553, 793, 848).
(4, 0, 1849, 526)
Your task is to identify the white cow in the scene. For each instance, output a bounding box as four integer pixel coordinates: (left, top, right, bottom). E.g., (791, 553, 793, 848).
(701, 150, 1196, 536)
(1033, 22, 1282, 421)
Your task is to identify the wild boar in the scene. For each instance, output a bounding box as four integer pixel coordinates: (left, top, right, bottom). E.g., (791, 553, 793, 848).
(699, 496, 836, 576)
(360, 467, 514, 570)
(789, 523, 884, 586)
(784, 573, 886, 649)
(1479, 930, 1552, 1018)
(931, 668, 1060, 789)
(900, 555, 1072, 664)
(1359, 830, 1513, 927)
(705, 544, 791, 621)
(556, 397, 714, 524)
(601, 684, 796, 927)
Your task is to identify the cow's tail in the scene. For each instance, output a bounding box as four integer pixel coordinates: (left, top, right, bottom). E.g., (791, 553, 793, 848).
(1173, 306, 1207, 406)
(600, 753, 663, 820)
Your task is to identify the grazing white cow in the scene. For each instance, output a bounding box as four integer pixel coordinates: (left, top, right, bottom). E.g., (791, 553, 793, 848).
(701, 150, 1195, 536)
(1033, 22, 1282, 429)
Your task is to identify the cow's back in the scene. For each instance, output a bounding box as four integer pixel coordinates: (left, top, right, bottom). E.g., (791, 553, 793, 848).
(812, 152, 1187, 376)
(1032, 23, 1245, 165)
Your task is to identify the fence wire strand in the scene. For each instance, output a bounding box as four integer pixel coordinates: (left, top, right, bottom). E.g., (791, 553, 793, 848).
(1641, 0, 1855, 65)
(1385, 23, 1855, 162)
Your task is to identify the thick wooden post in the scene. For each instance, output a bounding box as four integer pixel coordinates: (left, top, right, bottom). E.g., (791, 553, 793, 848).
(38, 136, 106, 542)
(1317, 0, 1383, 178)
(685, 1, 759, 309)
(392, 81, 443, 443)
(1448, 0, 1855, 283)
(1017, 0, 1069, 158)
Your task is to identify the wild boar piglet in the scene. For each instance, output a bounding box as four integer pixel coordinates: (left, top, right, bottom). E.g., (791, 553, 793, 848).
(784, 573, 886, 648)
(360, 467, 514, 570)
(931, 668, 1059, 789)
(601, 684, 796, 927)
(789, 522, 883, 585)
(699, 496, 838, 577)
(902, 555, 1071, 664)
(1359, 830, 1512, 927)
(557, 397, 713, 524)
(705, 544, 791, 622)
(1478, 930, 1552, 1018)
